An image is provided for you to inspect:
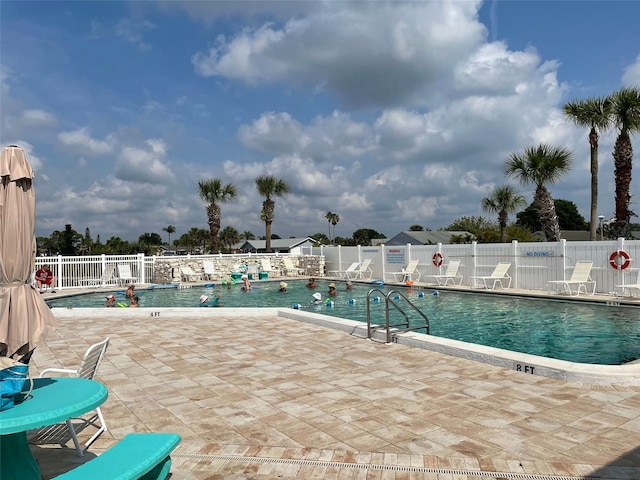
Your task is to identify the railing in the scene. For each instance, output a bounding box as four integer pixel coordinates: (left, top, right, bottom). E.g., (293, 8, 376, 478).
(366, 288, 430, 343)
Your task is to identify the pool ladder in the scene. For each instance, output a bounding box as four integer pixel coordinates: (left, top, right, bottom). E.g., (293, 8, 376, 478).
(366, 288, 430, 343)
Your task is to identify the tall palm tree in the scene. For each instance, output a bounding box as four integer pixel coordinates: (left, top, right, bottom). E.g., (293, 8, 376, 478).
(325, 211, 340, 244)
(563, 96, 613, 240)
(198, 178, 238, 253)
(504, 144, 572, 241)
(481, 185, 527, 242)
(609, 86, 640, 238)
(162, 225, 176, 246)
(255, 175, 290, 252)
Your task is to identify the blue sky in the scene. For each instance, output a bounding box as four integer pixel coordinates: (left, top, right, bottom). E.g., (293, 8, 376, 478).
(1, 0, 639, 243)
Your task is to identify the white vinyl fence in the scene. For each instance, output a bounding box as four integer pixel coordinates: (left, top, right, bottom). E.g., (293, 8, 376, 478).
(315, 239, 640, 295)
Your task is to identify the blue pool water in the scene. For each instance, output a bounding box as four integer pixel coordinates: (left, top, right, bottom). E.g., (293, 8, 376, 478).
(46, 280, 640, 365)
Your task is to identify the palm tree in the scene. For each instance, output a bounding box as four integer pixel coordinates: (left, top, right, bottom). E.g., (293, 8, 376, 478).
(504, 144, 572, 241)
(609, 86, 640, 238)
(325, 211, 340, 244)
(563, 96, 613, 240)
(198, 178, 238, 253)
(481, 185, 527, 243)
(255, 175, 290, 252)
(162, 225, 176, 246)
(219, 226, 240, 252)
(240, 230, 255, 241)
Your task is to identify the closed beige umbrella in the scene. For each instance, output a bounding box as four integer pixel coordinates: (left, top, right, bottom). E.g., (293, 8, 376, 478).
(0, 145, 57, 361)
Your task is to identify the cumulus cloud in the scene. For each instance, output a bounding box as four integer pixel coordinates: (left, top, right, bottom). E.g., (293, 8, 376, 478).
(115, 139, 175, 184)
(192, 0, 487, 108)
(19, 109, 58, 127)
(57, 128, 115, 156)
(622, 53, 640, 86)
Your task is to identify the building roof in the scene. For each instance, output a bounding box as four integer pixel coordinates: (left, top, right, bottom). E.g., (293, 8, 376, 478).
(239, 237, 316, 251)
(385, 230, 475, 245)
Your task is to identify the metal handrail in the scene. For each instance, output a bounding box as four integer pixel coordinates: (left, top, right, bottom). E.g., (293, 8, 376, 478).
(366, 288, 430, 343)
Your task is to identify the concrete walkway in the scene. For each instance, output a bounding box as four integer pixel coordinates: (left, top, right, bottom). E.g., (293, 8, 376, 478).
(29, 303, 640, 479)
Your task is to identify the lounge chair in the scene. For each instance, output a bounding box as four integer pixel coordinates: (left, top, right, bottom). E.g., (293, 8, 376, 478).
(329, 261, 359, 278)
(426, 259, 463, 286)
(180, 265, 203, 282)
(346, 258, 373, 280)
(547, 261, 595, 296)
(202, 260, 218, 280)
(471, 262, 512, 290)
(616, 269, 640, 297)
(282, 257, 305, 276)
(260, 258, 280, 276)
(82, 264, 117, 288)
(387, 259, 421, 283)
(32, 338, 110, 457)
(116, 264, 138, 285)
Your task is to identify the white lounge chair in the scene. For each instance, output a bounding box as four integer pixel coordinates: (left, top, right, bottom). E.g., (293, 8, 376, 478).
(117, 264, 139, 285)
(329, 262, 359, 278)
(82, 264, 117, 288)
(547, 261, 595, 296)
(282, 257, 305, 276)
(260, 258, 280, 276)
(427, 259, 463, 286)
(202, 260, 218, 280)
(347, 258, 373, 280)
(33, 338, 110, 457)
(471, 262, 512, 290)
(180, 265, 203, 282)
(616, 270, 640, 297)
(387, 259, 421, 283)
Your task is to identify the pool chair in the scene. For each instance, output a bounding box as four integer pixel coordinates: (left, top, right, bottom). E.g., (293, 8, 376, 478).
(202, 260, 219, 280)
(347, 258, 373, 280)
(283, 257, 305, 276)
(31, 337, 110, 457)
(426, 259, 463, 286)
(470, 262, 512, 290)
(260, 258, 280, 276)
(116, 263, 139, 285)
(180, 265, 203, 282)
(547, 261, 595, 297)
(387, 259, 421, 283)
(616, 269, 640, 297)
(328, 261, 359, 278)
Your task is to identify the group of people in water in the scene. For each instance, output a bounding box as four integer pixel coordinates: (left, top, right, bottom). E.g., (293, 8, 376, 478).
(105, 283, 139, 307)
(104, 276, 355, 308)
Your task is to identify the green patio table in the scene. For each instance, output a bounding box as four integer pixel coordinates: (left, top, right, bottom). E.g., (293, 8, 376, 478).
(0, 377, 108, 480)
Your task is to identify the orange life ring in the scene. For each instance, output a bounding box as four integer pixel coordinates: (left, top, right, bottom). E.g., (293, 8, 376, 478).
(609, 250, 631, 270)
(432, 252, 444, 267)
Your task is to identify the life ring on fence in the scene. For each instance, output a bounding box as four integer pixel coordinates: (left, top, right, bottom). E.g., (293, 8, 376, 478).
(432, 252, 444, 267)
(609, 250, 631, 270)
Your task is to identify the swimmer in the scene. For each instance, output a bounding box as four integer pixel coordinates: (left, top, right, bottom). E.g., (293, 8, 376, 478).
(129, 295, 139, 308)
(199, 294, 221, 307)
(279, 282, 288, 292)
(306, 277, 317, 289)
(105, 295, 115, 307)
(328, 282, 338, 296)
(345, 280, 353, 291)
(241, 274, 251, 290)
(126, 283, 136, 299)
(311, 292, 323, 305)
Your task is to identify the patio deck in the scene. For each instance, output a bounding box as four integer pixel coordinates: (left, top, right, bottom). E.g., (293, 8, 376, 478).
(27, 285, 640, 479)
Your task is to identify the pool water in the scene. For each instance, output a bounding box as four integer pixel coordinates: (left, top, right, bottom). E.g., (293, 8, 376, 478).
(46, 280, 640, 365)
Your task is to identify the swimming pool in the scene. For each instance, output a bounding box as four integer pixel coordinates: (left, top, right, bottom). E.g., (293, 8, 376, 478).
(47, 280, 640, 365)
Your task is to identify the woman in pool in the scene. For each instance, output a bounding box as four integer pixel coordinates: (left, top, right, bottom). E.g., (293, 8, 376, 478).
(241, 274, 251, 290)
(328, 283, 338, 296)
(306, 278, 317, 289)
(129, 295, 139, 308)
(279, 282, 288, 292)
(126, 283, 136, 299)
(311, 292, 323, 305)
(199, 294, 221, 307)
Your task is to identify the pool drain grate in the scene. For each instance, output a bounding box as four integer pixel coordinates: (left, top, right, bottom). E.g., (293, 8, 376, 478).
(173, 453, 599, 479)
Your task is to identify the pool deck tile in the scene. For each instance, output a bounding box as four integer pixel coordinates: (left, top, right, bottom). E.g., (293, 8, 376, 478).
(27, 283, 640, 479)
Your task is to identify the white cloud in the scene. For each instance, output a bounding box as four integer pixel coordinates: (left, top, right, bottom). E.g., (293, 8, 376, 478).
(622, 53, 640, 86)
(115, 18, 156, 51)
(115, 141, 175, 184)
(19, 109, 58, 127)
(57, 128, 114, 156)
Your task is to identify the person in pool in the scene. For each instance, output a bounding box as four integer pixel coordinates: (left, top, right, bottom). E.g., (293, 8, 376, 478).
(105, 295, 116, 307)
(311, 292, 323, 305)
(126, 283, 136, 299)
(328, 282, 338, 296)
(279, 282, 288, 292)
(306, 277, 317, 289)
(345, 280, 353, 291)
(241, 274, 251, 290)
(129, 295, 139, 308)
(199, 294, 221, 307)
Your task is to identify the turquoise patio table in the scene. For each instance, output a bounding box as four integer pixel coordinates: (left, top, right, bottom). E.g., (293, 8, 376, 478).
(0, 377, 108, 480)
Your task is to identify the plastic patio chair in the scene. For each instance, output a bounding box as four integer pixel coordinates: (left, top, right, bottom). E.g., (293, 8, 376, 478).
(470, 262, 512, 290)
(547, 261, 595, 296)
(34, 337, 110, 457)
(427, 259, 463, 286)
(616, 269, 640, 297)
(117, 264, 139, 285)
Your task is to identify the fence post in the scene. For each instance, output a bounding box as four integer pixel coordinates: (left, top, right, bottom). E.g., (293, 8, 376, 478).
(138, 253, 145, 284)
(471, 241, 478, 285)
(380, 244, 386, 282)
(512, 240, 518, 289)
